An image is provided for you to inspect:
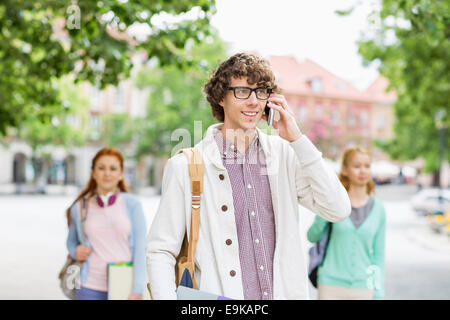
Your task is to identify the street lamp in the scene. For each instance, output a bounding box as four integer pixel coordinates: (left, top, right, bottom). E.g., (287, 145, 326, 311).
(434, 109, 447, 213)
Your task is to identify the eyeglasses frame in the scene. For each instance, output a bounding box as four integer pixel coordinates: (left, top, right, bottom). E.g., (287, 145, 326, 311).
(227, 86, 273, 100)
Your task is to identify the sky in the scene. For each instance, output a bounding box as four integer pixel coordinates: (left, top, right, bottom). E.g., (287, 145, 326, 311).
(210, 0, 380, 90)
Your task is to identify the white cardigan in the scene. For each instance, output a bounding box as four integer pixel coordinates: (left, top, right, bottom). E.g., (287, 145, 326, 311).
(146, 123, 351, 300)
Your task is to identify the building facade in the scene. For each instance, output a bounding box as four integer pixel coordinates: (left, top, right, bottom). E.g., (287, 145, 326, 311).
(268, 55, 395, 161)
(0, 54, 397, 194)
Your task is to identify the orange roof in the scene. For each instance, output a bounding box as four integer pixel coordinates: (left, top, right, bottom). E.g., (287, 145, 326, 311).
(268, 55, 372, 102)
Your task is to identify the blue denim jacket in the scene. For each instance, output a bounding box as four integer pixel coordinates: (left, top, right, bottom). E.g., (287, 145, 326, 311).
(66, 192, 147, 295)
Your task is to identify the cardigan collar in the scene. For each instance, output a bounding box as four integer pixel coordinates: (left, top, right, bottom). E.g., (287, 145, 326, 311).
(196, 123, 275, 171)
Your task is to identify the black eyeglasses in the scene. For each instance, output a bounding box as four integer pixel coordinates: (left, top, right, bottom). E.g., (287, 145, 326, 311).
(228, 87, 272, 100)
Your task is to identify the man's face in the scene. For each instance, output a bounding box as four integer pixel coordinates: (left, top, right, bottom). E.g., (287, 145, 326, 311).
(220, 77, 268, 131)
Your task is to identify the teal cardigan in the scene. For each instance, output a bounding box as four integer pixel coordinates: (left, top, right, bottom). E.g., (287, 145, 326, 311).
(66, 192, 147, 295)
(307, 198, 386, 299)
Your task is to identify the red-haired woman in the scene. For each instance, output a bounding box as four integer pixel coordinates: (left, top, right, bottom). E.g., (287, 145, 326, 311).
(307, 147, 386, 300)
(66, 148, 147, 300)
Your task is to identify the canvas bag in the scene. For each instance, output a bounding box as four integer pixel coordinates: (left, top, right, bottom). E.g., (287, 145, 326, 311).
(147, 148, 204, 298)
(308, 223, 332, 288)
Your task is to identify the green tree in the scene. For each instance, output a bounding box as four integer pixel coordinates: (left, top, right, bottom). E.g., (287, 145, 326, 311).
(340, 0, 449, 182)
(17, 75, 89, 186)
(133, 34, 227, 158)
(18, 76, 89, 152)
(99, 113, 135, 148)
(0, 0, 216, 134)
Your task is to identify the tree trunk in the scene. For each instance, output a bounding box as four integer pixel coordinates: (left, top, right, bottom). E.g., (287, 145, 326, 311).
(432, 169, 441, 187)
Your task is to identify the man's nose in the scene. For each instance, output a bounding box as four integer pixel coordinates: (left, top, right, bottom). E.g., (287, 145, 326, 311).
(247, 90, 258, 103)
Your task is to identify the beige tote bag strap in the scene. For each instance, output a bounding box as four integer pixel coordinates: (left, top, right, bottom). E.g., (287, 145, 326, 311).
(177, 148, 203, 265)
(147, 148, 204, 298)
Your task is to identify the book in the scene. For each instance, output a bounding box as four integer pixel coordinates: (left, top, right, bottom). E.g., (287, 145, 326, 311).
(107, 262, 133, 300)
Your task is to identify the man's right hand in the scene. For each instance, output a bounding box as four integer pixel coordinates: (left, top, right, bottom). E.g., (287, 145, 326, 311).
(76, 245, 91, 261)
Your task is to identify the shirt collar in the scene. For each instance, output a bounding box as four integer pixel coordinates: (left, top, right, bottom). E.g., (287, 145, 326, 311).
(213, 127, 260, 161)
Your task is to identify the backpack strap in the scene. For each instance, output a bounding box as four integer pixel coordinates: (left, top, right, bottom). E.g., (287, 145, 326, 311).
(176, 148, 203, 270)
(79, 197, 87, 246)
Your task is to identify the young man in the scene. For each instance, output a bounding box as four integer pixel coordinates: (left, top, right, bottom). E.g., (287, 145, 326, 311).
(146, 53, 351, 300)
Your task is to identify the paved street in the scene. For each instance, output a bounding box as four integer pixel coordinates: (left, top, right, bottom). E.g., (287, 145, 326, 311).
(0, 184, 449, 299)
(0, 195, 161, 300)
(377, 185, 450, 299)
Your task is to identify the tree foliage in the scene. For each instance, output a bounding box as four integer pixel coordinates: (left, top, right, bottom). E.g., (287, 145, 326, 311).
(342, 0, 449, 172)
(17, 76, 89, 156)
(0, 0, 216, 134)
(99, 113, 135, 149)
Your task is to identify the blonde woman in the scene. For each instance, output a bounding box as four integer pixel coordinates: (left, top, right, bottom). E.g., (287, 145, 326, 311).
(307, 147, 386, 300)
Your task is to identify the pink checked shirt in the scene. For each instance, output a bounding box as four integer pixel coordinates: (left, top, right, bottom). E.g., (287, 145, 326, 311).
(214, 128, 275, 300)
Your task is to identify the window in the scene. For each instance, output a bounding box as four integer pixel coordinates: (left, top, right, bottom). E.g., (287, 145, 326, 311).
(297, 107, 307, 121)
(90, 115, 100, 139)
(310, 78, 322, 93)
(376, 113, 386, 129)
(331, 110, 340, 126)
(360, 111, 369, 126)
(91, 87, 101, 111)
(348, 112, 356, 127)
(315, 107, 323, 120)
(90, 115, 100, 128)
(115, 85, 125, 107)
(65, 115, 78, 128)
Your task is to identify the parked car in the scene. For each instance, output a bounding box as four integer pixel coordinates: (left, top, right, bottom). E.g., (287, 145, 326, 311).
(410, 188, 450, 215)
(371, 161, 400, 185)
(427, 212, 450, 233)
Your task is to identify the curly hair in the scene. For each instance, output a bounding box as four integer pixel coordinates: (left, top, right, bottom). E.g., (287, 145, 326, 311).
(203, 52, 280, 122)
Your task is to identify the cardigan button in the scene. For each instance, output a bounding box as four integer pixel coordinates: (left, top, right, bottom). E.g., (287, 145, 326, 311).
(219, 174, 225, 180)
(226, 239, 232, 245)
(230, 270, 236, 277)
(221, 205, 228, 212)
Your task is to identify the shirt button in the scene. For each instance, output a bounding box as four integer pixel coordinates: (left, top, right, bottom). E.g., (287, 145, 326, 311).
(260, 265, 264, 271)
(247, 184, 252, 189)
(250, 211, 256, 216)
(263, 292, 268, 296)
(255, 239, 260, 244)
(230, 270, 236, 277)
(219, 174, 225, 180)
(221, 205, 228, 212)
(226, 239, 232, 245)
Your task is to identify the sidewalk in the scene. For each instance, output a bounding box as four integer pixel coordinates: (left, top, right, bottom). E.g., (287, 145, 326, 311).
(0, 194, 161, 299)
(406, 223, 450, 255)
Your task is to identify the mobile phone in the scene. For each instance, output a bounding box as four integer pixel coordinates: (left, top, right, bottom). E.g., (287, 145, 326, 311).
(264, 88, 274, 126)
